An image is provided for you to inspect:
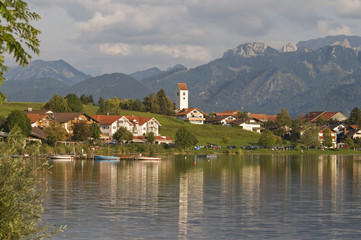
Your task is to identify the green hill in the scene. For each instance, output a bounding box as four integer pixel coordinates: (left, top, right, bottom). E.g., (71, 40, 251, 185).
(0, 102, 260, 147)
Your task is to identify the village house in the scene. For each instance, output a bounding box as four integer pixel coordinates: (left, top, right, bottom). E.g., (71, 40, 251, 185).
(91, 115, 162, 140)
(175, 108, 208, 124)
(303, 111, 347, 123)
(52, 112, 97, 136)
(230, 118, 262, 133)
(248, 113, 278, 123)
(26, 113, 53, 128)
(318, 126, 337, 148)
(214, 110, 239, 117)
(204, 115, 237, 125)
(124, 115, 161, 137)
(91, 115, 125, 140)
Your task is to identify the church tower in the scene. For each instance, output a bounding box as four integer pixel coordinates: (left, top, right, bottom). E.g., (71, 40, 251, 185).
(175, 83, 188, 110)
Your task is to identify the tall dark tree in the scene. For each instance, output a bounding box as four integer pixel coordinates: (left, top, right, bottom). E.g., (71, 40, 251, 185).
(98, 96, 104, 106)
(143, 93, 160, 113)
(276, 108, 292, 127)
(43, 94, 68, 112)
(4, 110, 32, 137)
(348, 107, 361, 126)
(80, 94, 88, 105)
(157, 89, 174, 115)
(65, 94, 83, 112)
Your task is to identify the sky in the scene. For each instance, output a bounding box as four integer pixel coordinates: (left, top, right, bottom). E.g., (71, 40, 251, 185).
(11, 0, 361, 76)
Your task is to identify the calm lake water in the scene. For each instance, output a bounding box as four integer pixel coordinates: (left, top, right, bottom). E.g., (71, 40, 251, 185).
(41, 154, 361, 239)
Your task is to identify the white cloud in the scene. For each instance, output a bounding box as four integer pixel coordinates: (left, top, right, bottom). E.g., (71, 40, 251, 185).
(142, 45, 212, 61)
(317, 20, 351, 35)
(335, 0, 361, 18)
(99, 43, 131, 56)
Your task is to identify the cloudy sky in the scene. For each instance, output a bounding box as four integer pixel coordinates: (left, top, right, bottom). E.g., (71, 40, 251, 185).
(15, 0, 361, 76)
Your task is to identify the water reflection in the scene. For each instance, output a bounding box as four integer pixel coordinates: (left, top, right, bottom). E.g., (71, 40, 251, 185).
(42, 154, 361, 239)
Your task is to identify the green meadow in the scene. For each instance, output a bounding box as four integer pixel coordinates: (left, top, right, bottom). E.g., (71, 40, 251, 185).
(0, 102, 261, 147)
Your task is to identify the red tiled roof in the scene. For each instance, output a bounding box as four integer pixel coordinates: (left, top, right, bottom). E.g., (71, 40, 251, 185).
(178, 83, 188, 91)
(249, 113, 277, 122)
(175, 108, 208, 116)
(26, 114, 48, 123)
(91, 115, 122, 125)
(318, 112, 338, 121)
(125, 116, 154, 126)
(215, 110, 238, 116)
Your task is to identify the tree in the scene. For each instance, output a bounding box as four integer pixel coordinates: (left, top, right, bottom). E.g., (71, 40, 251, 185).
(276, 108, 292, 127)
(345, 137, 355, 149)
(43, 94, 68, 112)
(71, 120, 91, 142)
(258, 129, 276, 148)
(157, 89, 174, 115)
(316, 116, 326, 126)
(89, 122, 101, 140)
(175, 127, 198, 149)
(348, 107, 361, 126)
(98, 96, 104, 106)
(45, 121, 67, 145)
(113, 127, 133, 144)
(236, 111, 249, 118)
(0, 92, 6, 104)
(97, 98, 121, 115)
(300, 123, 320, 149)
(322, 128, 333, 148)
(147, 131, 155, 144)
(65, 94, 83, 112)
(0, 129, 63, 239)
(4, 110, 31, 136)
(222, 135, 231, 145)
(0, 0, 41, 86)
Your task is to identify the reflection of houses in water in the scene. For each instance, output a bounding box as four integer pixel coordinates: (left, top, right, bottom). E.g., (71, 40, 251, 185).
(178, 170, 204, 239)
(116, 161, 159, 211)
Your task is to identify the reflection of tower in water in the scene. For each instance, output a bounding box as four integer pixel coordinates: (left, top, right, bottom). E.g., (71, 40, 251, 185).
(178, 169, 204, 238)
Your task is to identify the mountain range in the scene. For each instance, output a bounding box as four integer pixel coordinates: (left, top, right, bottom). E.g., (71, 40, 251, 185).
(1, 35, 361, 117)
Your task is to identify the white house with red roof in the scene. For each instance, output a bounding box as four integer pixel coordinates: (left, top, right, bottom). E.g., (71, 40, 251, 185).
(124, 115, 161, 136)
(175, 108, 207, 124)
(175, 83, 188, 110)
(91, 115, 161, 140)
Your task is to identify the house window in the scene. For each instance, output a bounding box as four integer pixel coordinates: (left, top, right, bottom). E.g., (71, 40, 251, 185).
(183, 92, 186, 96)
(177, 92, 179, 96)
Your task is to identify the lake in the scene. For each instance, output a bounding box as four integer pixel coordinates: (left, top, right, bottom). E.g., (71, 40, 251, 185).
(41, 154, 361, 239)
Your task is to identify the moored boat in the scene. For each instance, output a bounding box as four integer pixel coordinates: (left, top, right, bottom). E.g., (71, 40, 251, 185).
(94, 155, 120, 161)
(48, 155, 74, 161)
(134, 156, 160, 161)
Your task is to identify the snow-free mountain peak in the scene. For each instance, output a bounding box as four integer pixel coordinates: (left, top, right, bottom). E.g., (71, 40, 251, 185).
(281, 42, 298, 53)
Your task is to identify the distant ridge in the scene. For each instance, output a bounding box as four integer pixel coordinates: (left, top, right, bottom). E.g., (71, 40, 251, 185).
(2, 35, 361, 117)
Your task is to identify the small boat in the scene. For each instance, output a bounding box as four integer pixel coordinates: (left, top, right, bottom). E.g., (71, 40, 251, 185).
(134, 156, 160, 161)
(196, 154, 217, 158)
(48, 155, 74, 161)
(94, 155, 120, 161)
